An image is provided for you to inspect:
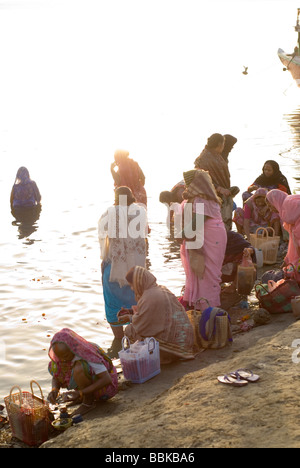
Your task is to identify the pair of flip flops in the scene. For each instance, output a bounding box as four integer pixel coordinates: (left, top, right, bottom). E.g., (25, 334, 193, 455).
(218, 368, 260, 386)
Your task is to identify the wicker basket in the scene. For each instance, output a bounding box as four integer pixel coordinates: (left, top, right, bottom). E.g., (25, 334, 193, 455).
(4, 380, 50, 446)
(250, 227, 280, 265)
(255, 280, 300, 314)
(186, 298, 208, 352)
(186, 298, 232, 350)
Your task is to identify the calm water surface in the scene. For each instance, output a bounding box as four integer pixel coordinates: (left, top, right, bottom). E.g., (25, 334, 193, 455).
(1, 0, 300, 400)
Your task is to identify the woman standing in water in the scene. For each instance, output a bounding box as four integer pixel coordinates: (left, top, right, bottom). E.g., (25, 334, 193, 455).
(194, 134, 239, 231)
(10, 167, 41, 209)
(98, 186, 148, 342)
(179, 169, 227, 310)
(111, 149, 147, 206)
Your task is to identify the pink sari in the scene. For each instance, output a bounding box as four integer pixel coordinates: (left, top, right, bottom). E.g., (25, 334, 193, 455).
(267, 190, 300, 271)
(180, 197, 227, 309)
(48, 328, 118, 400)
(234, 188, 279, 231)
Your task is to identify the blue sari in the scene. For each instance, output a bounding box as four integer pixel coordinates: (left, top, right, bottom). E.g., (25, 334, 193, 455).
(102, 262, 136, 326)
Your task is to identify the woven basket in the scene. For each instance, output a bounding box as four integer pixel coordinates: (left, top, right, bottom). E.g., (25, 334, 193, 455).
(186, 298, 210, 352)
(250, 227, 280, 265)
(255, 280, 300, 314)
(4, 380, 50, 446)
(187, 298, 232, 350)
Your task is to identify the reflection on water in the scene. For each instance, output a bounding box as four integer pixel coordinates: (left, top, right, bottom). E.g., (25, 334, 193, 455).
(162, 225, 182, 264)
(163, 237, 181, 264)
(283, 107, 300, 191)
(11, 205, 42, 244)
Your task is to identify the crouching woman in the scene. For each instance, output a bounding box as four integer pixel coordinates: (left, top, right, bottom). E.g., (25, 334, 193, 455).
(118, 266, 195, 364)
(47, 328, 118, 415)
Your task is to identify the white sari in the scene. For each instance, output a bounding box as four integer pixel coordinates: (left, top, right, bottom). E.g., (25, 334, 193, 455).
(98, 203, 148, 287)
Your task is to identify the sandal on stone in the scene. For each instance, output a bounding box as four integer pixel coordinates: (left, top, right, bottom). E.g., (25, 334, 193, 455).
(231, 368, 260, 383)
(217, 374, 248, 387)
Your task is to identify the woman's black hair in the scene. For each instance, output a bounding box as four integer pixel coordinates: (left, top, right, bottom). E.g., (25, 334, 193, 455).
(115, 186, 136, 205)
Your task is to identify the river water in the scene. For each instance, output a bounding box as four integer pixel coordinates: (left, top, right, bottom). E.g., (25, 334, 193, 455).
(1, 0, 300, 400)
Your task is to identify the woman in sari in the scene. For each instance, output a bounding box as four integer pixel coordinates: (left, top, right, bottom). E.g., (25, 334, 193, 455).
(98, 186, 148, 340)
(233, 188, 281, 240)
(194, 133, 239, 231)
(47, 328, 118, 416)
(118, 266, 194, 363)
(10, 167, 41, 209)
(179, 169, 227, 310)
(243, 160, 291, 202)
(159, 180, 186, 228)
(111, 149, 147, 206)
(221, 134, 238, 163)
(266, 190, 300, 279)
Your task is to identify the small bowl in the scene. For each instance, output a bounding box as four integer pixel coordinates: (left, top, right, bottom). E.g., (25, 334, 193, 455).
(51, 418, 73, 431)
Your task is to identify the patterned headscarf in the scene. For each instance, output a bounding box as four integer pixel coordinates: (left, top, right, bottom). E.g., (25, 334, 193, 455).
(183, 169, 222, 205)
(48, 328, 114, 387)
(245, 188, 273, 223)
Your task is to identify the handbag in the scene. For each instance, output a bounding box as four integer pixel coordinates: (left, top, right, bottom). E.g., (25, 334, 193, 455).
(4, 380, 51, 446)
(255, 279, 300, 314)
(197, 298, 232, 349)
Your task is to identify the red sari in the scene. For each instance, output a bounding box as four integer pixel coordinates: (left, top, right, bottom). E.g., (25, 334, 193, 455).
(114, 158, 147, 206)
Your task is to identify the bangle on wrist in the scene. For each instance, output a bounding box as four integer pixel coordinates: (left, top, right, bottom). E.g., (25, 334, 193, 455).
(79, 390, 83, 399)
(52, 388, 59, 393)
